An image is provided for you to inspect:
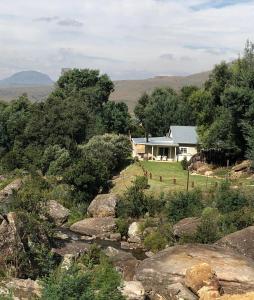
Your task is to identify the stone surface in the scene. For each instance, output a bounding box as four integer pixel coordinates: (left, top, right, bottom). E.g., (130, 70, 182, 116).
(87, 193, 118, 217)
(198, 286, 221, 300)
(47, 200, 70, 225)
(0, 278, 42, 299)
(0, 212, 24, 260)
(185, 263, 221, 294)
(122, 281, 145, 300)
(232, 160, 251, 172)
(167, 283, 197, 300)
(109, 232, 121, 241)
(128, 222, 142, 243)
(70, 217, 116, 238)
(215, 226, 254, 260)
(0, 179, 22, 208)
(173, 217, 201, 239)
(135, 244, 254, 298)
(60, 254, 75, 271)
(104, 246, 140, 280)
(219, 292, 254, 299)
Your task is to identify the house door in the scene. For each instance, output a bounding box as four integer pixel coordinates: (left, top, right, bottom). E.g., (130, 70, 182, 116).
(159, 147, 169, 157)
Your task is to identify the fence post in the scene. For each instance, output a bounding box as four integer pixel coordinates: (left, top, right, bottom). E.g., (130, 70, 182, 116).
(173, 178, 176, 185)
(191, 181, 195, 188)
(150, 172, 152, 179)
(160, 176, 162, 182)
(186, 170, 190, 191)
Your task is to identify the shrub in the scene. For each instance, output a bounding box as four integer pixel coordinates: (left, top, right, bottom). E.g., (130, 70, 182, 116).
(133, 176, 148, 190)
(216, 181, 248, 213)
(115, 218, 130, 237)
(144, 231, 168, 253)
(195, 207, 221, 244)
(181, 157, 189, 170)
(165, 190, 203, 222)
(41, 254, 125, 300)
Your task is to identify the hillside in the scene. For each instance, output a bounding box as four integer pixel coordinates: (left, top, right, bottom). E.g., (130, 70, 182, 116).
(0, 71, 54, 87)
(0, 70, 210, 109)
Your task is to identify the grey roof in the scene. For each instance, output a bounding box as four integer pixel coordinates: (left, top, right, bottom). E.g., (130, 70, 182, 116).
(132, 136, 179, 146)
(170, 126, 198, 144)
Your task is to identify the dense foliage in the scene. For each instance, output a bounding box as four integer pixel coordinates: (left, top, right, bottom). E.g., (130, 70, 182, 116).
(134, 41, 254, 162)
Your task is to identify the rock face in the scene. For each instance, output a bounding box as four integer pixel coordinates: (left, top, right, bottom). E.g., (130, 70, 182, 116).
(215, 226, 254, 260)
(104, 246, 140, 281)
(185, 263, 221, 294)
(219, 292, 254, 299)
(0, 212, 23, 259)
(232, 160, 251, 172)
(128, 222, 142, 243)
(0, 278, 42, 299)
(70, 217, 116, 238)
(122, 281, 145, 300)
(0, 179, 22, 208)
(87, 194, 118, 217)
(173, 217, 201, 239)
(46, 200, 70, 225)
(135, 244, 254, 298)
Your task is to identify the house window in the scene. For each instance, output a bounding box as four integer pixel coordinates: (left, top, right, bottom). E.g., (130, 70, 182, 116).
(180, 147, 187, 154)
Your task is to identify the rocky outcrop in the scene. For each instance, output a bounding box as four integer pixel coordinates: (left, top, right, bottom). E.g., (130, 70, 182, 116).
(87, 194, 118, 218)
(70, 217, 116, 238)
(185, 263, 221, 295)
(0, 278, 42, 299)
(0, 212, 23, 260)
(232, 160, 251, 172)
(104, 246, 140, 281)
(128, 222, 142, 243)
(135, 244, 254, 298)
(122, 281, 145, 300)
(215, 226, 254, 260)
(46, 200, 70, 225)
(173, 217, 201, 239)
(219, 292, 254, 299)
(0, 179, 22, 208)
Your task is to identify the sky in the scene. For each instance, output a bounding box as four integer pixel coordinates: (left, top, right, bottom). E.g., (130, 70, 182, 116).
(0, 0, 254, 80)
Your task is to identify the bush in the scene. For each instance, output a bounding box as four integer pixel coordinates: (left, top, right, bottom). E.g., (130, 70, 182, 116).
(133, 176, 148, 190)
(144, 231, 168, 253)
(115, 218, 130, 237)
(181, 157, 189, 170)
(195, 207, 221, 244)
(216, 181, 248, 213)
(41, 254, 125, 300)
(165, 190, 203, 222)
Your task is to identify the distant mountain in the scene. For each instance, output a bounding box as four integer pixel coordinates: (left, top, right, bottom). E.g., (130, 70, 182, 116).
(0, 71, 54, 87)
(0, 70, 210, 109)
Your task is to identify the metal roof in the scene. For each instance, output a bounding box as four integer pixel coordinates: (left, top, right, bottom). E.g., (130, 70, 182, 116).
(132, 126, 198, 146)
(132, 136, 179, 146)
(170, 126, 198, 145)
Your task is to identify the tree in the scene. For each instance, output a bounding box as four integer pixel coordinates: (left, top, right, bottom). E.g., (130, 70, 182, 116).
(102, 101, 131, 134)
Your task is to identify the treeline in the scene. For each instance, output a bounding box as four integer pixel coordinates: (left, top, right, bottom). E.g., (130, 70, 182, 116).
(134, 41, 254, 162)
(0, 69, 132, 201)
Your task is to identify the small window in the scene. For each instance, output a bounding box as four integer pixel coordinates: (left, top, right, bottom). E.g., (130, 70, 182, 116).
(180, 147, 187, 154)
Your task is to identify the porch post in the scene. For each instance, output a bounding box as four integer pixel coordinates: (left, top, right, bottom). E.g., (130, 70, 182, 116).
(175, 147, 177, 161)
(170, 147, 172, 159)
(152, 146, 154, 160)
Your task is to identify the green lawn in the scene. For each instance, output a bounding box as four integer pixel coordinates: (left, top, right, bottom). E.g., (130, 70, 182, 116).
(140, 161, 219, 194)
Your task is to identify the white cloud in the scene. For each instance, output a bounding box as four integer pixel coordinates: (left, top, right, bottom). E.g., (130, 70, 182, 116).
(0, 0, 253, 80)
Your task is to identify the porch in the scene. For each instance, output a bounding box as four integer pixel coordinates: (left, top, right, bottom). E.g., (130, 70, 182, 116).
(145, 145, 177, 161)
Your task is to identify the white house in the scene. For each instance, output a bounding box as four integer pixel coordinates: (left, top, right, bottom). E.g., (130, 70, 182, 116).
(132, 126, 198, 162)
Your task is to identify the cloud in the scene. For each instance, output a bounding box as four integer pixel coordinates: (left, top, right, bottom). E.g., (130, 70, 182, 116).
(0, 0, 253, 80)
(34, 16, 59, 22)
(159, 53, 174, 60)
(57, 18, 83, 27)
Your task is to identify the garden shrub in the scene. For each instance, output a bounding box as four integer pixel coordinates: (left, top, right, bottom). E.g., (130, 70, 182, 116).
(165, 189, 203, 222)
(181, 156, 189, 170)
(115, 218, 130, 237)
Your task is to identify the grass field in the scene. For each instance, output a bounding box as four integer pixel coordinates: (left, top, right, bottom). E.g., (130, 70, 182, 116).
(111, 161, 220, 195)
(111, 161, 254, 195)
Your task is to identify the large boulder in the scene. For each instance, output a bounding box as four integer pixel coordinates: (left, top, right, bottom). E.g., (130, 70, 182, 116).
(0, 212, 24, 260)
(0, 278, 42, 299)
(128, 222, 142, 243)
(135, 244, 254, 298)
(70, 217, 116, 238)
(215, 226, 254, 260)
(232, 160, 251, 172)
(87, 194, 118, 217)
(0, 179, 22, 209)
(46, 200, 70, 225)
(173, 217, 201, 239)
(122, 281, 146, 300)
(104, 246, 140, 280)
